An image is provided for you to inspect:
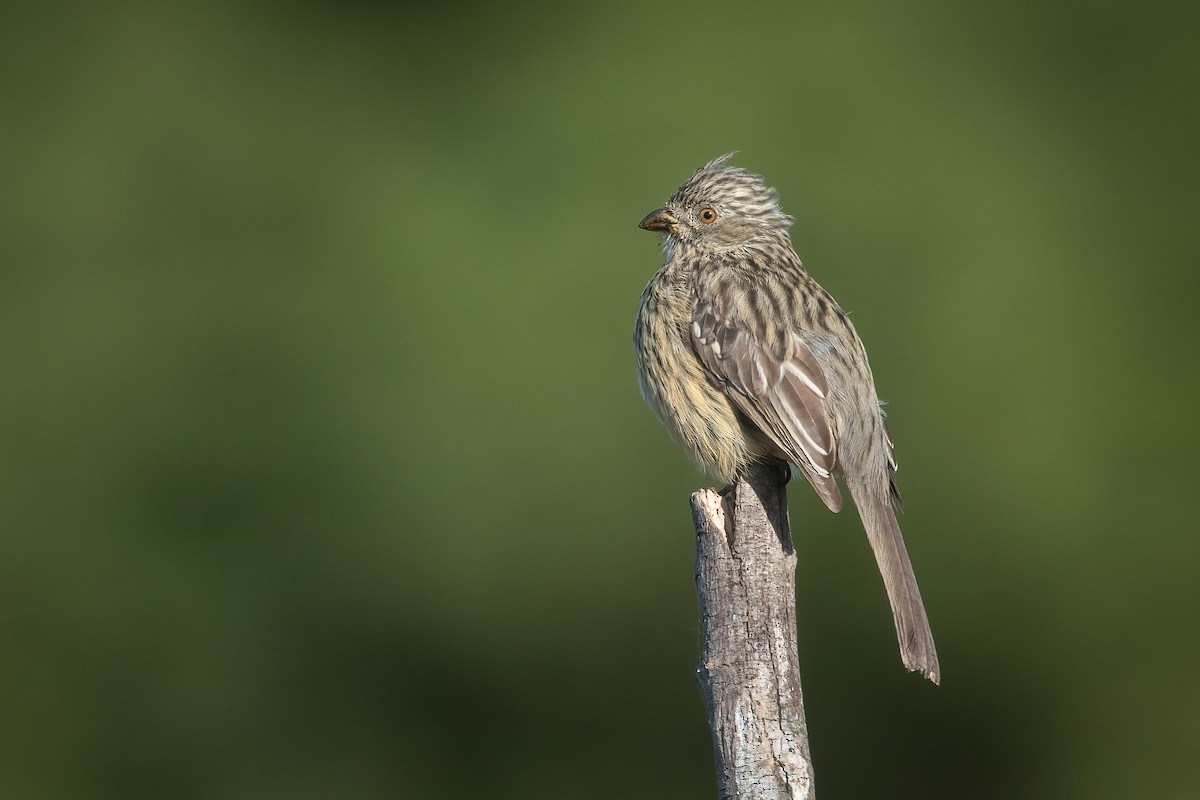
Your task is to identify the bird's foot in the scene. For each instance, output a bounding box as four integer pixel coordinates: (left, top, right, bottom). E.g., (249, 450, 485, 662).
(773, 460, 792, 487)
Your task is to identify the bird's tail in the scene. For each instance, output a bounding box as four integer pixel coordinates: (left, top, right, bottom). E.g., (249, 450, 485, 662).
(848, 482, 940, 684)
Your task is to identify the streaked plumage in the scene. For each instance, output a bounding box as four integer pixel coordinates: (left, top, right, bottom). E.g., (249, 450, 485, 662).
(634, 155, 939, 683)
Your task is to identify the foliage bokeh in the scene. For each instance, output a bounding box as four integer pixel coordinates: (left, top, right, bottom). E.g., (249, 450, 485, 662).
(3, 2, 1198, 798)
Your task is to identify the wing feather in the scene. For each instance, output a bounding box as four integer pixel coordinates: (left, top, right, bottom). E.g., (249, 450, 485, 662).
(692, 299, 843, 512)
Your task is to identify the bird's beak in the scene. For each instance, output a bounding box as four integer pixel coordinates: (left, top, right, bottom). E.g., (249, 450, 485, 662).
(639, 207, 679, 233)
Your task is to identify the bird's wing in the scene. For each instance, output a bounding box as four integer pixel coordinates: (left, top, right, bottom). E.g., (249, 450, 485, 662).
(691, 297, 843, 512)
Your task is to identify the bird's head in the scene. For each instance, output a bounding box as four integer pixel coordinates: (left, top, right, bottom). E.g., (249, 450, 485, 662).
(639, 154, 795, 252)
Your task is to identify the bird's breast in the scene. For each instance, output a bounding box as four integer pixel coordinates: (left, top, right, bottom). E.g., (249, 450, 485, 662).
(634, 276, 765, 481)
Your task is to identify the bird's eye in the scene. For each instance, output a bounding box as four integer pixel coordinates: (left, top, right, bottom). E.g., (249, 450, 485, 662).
(699, 208, 717, 223)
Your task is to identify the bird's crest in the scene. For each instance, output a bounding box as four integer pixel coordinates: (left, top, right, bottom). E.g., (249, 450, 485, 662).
(670, 153, 793, 227)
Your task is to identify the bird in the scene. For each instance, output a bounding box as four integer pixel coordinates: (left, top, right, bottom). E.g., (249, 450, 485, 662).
(634, 154, 939, 684)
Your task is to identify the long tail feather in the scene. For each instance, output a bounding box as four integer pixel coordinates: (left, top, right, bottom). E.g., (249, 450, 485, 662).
(848, 482, 940, 684)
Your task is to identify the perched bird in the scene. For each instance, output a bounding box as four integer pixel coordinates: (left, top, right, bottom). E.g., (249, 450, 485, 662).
(634, 154, 939, 684)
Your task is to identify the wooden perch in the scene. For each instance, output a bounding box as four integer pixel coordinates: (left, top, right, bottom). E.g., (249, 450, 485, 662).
(692, 462, 814, 800)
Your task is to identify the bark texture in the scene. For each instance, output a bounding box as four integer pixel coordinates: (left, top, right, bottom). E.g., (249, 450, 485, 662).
(692, 463, 813, 800)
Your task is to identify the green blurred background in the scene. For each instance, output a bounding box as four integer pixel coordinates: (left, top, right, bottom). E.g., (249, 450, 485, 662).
(3, 1, 1198, 798)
